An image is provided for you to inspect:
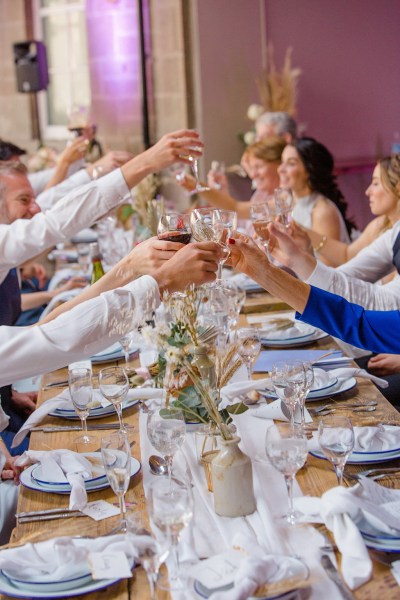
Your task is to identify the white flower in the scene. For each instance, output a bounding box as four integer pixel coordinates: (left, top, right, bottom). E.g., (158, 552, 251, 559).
(243, 131, 256, 146)
(247, 103, 264, 121)
(165, 346, 184, 362)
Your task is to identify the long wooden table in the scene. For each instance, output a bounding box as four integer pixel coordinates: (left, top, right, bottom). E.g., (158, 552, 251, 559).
(4, 292, 400, 599)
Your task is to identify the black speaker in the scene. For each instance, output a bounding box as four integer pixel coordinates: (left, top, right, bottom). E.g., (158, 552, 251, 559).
(13, 40, 49, 93)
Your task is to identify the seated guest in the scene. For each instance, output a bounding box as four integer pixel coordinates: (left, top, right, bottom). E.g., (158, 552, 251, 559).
(286, 154, 400, 267)
(255, 111, 297, 142)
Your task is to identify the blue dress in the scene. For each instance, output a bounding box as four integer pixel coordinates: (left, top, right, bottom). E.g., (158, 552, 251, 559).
(296, 286, 400, 354)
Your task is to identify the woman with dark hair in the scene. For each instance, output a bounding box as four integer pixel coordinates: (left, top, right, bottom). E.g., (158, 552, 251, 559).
(279, 136, 355, 243)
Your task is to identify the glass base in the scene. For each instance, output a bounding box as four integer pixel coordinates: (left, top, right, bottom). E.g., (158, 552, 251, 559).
(74, 434, 98, 452)
(276, 510, 304, 526)
(156, 571, 187, 592)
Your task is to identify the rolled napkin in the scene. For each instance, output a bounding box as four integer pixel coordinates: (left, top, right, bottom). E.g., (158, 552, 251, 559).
(15, 449, 93, 510)
(308, 424, 400, 453)
(219, 378, 272, 410)
(211, 556, 284, 600)
(327, 366, 388, 388)
(250, 400, 313, 423)
(294, 486, 371, 589)
(12, 387, 165, 448)
(0, 533, 150, 583)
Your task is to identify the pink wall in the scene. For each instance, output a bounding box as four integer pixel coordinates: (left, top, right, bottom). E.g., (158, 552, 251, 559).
(263, 0, 400, 227)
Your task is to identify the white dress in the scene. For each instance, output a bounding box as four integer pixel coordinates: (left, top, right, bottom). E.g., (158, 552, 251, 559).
(293, 194, 350, 243)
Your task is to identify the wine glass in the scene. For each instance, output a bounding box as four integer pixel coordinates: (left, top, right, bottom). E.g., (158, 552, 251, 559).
(297, 361, 314, 429)
(157, 213, 192, 244)
(187, 146, 210, 195)
(68, 367, 96, 445)
(147, 407, 186, 484)
(190, 208, 223, 243)
(250, 201, 275, 252)
(271, 361, 306, 428)
(318, 416, 355, 485)
(265, 423, 308, 525)
(213, 209, 237, 284)
(98, 366, 129, 432)
(221, 281, 246, 330)
(235, 327, 261, 380)
(274, 187, 294, 227)
(126, 510, 169, 599)
(148, 477, 194, 591)
(101, 432, 131, 533)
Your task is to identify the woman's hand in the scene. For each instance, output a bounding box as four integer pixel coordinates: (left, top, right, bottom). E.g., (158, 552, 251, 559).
(367, 354, 400, 376)
(226, 234, 269, 281)
(268, 222, 317, 279)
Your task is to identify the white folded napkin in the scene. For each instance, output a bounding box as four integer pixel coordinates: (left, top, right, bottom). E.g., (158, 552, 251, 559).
(308, 425, 400, 453)
(0, 533, 149, 583)
(219, 378, 272, 410)
(294, 486, 372, 590)
(15, 449, 93, 510)
(12, 387, 164, 448)
(328, 367, 388, 388)
(211, 556, 284, 600)
(259, 322, 315, 341)
(250, 400, 313, 423)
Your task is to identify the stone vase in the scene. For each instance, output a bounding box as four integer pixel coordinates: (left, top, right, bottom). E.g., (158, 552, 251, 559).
(211, 435, 256, 517)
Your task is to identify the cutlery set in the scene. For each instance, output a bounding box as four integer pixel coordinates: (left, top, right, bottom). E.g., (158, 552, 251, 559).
(17, 509, 86, 524)
(31, 423, 121, 432)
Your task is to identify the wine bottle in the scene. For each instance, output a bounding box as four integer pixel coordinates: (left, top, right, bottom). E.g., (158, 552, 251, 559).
(90, 242, 105, 284)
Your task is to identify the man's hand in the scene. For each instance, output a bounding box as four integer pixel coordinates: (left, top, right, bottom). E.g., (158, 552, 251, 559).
(11, 390, 37, 416)
(141, 130, 203, 172)
(367, 354, 400, 376)
(153, 241, 222, 293)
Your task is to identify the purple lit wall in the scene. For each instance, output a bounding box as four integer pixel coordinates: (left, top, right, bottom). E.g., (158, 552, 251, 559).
(85, 0, 142, 151)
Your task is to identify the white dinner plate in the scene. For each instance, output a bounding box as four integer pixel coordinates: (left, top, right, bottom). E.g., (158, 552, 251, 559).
(305, 376, 357, 401)
(0, 569, 125, 598)
(260, 329, 329, 348)
(31, 453, 107, 488)
(309, 447, 400, 465)
(49, 396, 140, 420)
(192, 555, 309, 599)
(20, 457, 141, 494)
(260, 323, 316, 342)
(90, 343, 139, 364)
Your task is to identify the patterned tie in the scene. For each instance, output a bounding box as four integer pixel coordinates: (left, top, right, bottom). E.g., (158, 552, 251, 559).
(392, 231, 400, 273)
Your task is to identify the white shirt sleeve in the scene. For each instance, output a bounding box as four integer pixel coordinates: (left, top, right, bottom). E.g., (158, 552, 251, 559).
(0, 275, 160, 387)
(36, 169, 91, 212)
(306, 225, 400, 310)
(28, 168, 55, 195)
(0, 169, 130, 284)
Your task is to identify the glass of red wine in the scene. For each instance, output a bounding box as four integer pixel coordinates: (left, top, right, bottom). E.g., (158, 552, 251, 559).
(157, 213, 192, 244)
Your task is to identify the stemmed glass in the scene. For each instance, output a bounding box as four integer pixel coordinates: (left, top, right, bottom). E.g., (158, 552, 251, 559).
(98, 366, 129, 432)
(274, 187, 294, 227)
(157, 213, 192, 245)
(235, 327, 261, 380)
(68, 367, 96, 445)
(101, 432, 131, 533)
(147, 406, 186, 484)
(213, 209, 237, 283)
(188, 146, 210, 195)
(148, 477, 194, 591)
(271, 361, 306, 427)
(221, 281, 246, 330)
(318, 416, 355, 485)
(265, 423, 308, 525)
(119, 331, 134, 364)
(126, 510, 169, 599)
(190, 208, 223, 244)
(250, 201, 275, 252)
(296, 361, 314, 429)
(76, 243, 90, 277)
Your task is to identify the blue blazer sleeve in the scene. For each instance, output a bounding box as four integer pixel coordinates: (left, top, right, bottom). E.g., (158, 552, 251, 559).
(296, 286, 400, 354)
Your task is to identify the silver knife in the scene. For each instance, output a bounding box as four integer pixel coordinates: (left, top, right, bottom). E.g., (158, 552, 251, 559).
(320, 554, 355, 600)
(31, 424, 121, 432)
(18, 512, 86, 523)
(17, 507, 79, 518)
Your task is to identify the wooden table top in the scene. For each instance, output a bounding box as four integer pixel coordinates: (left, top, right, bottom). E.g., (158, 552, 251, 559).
(3, 297, 400, 599)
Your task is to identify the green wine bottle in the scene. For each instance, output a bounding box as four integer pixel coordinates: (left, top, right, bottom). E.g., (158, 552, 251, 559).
(89, 242, 105, 284)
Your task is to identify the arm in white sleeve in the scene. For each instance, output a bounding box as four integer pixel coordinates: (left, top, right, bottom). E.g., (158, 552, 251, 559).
(0, 169, 129, 284)
(306, 259, 400, 310)
(0, 275, 160, 387)
(36, 169, 91, 212)
(28, 168, 55, 195)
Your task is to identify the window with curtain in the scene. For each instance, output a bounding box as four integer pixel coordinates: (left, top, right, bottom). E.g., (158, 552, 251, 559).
(35, 0, 91, 139)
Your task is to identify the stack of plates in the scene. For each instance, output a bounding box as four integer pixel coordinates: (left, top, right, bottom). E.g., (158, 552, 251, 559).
(356, 515, 400, 553)
(260, 376, 357, 402)
(19, 452, 141, 494)
(310, 444, 400, 465)
(91, 342, 138, 364)
(49, 396, 140, 420)
(260, 323, 328, 348)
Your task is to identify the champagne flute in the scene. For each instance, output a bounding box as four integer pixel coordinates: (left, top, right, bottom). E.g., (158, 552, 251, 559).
(250, 201, 275, 252)
(101, 432, 131, 533)
(235, 327, 261, 380)
(188, 146, 210, 195)
(265, 423, 308, 525)
(318, 416, 355, 485)
(271, 360, 306, 428)
(157, 213, 192, 244)
(98, 366, 129, 432)
(147, 406, 186, 484)
(274, 187, 294, 227)
(297, 361, 314, 429)
(148, 477, 194, 591)
(190, 208, 223, 243)
(68, 367, 96, 445)
(213, 209, 237, 284)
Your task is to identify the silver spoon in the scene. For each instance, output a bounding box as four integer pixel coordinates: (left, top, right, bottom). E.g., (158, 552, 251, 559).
(149, 455, 168, 476)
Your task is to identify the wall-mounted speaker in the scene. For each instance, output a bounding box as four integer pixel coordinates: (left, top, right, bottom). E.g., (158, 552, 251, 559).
(13, 40, 49, 93)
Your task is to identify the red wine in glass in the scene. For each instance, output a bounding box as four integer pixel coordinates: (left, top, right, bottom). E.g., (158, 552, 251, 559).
(157, 214, 191, 244)
(157, 231, 191, 244)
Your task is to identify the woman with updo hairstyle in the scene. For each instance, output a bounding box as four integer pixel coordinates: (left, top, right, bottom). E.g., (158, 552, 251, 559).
(278, 136, 355, 243)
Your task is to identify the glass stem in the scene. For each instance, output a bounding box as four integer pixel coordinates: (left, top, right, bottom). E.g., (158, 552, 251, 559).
(115, 403, 124, 431)
(216, 261, 223, 281)
(166, 455, 174, 485)
(285, 474, 295, 524)
(333, 461, 345, 486)
(192, 159, 199, 183)
(246, 363, 253, 381)
(119, 493, 127, 528)
(81, 415, 88, 439)
(299, 395, 306, 428)
(146, 572, 157, 599)
(169, 538, 180, 581)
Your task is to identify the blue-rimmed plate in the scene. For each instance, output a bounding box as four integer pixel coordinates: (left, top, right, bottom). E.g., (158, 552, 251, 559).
(260, 329, 329, 348)
(30, 453, 106, 488)
(49, 396, 140, 420)
(309, 447, 400, 465)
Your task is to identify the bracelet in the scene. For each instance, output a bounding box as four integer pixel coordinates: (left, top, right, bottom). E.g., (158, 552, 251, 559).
(313, 235, 327, 253)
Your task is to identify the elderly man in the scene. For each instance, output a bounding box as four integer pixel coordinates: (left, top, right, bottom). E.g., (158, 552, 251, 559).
(255, 111, 297, 143)
(0, 129, 203, 449)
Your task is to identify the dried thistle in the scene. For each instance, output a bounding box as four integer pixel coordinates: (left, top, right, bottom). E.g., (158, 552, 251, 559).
(257, 45, 301, 115)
